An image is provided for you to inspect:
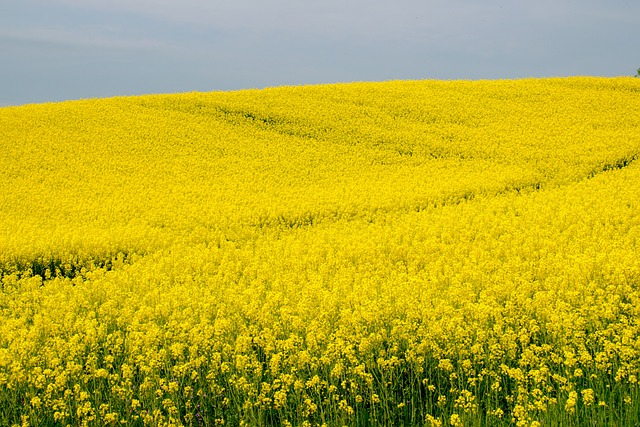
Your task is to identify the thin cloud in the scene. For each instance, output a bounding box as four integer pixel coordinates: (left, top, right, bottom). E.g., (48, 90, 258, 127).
(22, 0, 510, 42)
(0, 26, 173, 51)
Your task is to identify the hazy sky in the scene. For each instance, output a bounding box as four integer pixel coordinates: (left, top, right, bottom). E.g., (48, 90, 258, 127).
(1, 0, 638, 106)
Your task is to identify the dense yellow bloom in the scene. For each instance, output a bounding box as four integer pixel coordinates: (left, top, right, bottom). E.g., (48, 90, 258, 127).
(1, 77, 640, 426)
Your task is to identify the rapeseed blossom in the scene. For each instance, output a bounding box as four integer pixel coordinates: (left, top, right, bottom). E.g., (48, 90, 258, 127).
(1, 77, 640, 426)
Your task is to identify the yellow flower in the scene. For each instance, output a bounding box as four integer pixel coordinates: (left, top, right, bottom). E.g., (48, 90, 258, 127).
(565, 391, 578, 413)
(581, 388, 595, 406)
(450, 413, 463, 427)
(30, 397, 41, 409)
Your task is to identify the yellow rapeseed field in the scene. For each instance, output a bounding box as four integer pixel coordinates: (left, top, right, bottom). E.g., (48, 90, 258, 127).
(1, 77, 639, 426)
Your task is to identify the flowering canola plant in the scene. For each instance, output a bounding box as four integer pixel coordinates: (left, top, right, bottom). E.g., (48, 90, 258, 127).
(1, 77, 640, 426)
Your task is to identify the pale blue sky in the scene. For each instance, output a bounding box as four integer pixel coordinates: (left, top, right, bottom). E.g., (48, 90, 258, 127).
(1, 0, 638, 106)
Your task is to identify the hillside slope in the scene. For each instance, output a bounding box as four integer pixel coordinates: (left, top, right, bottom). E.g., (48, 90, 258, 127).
(1, 78, 640, 426)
